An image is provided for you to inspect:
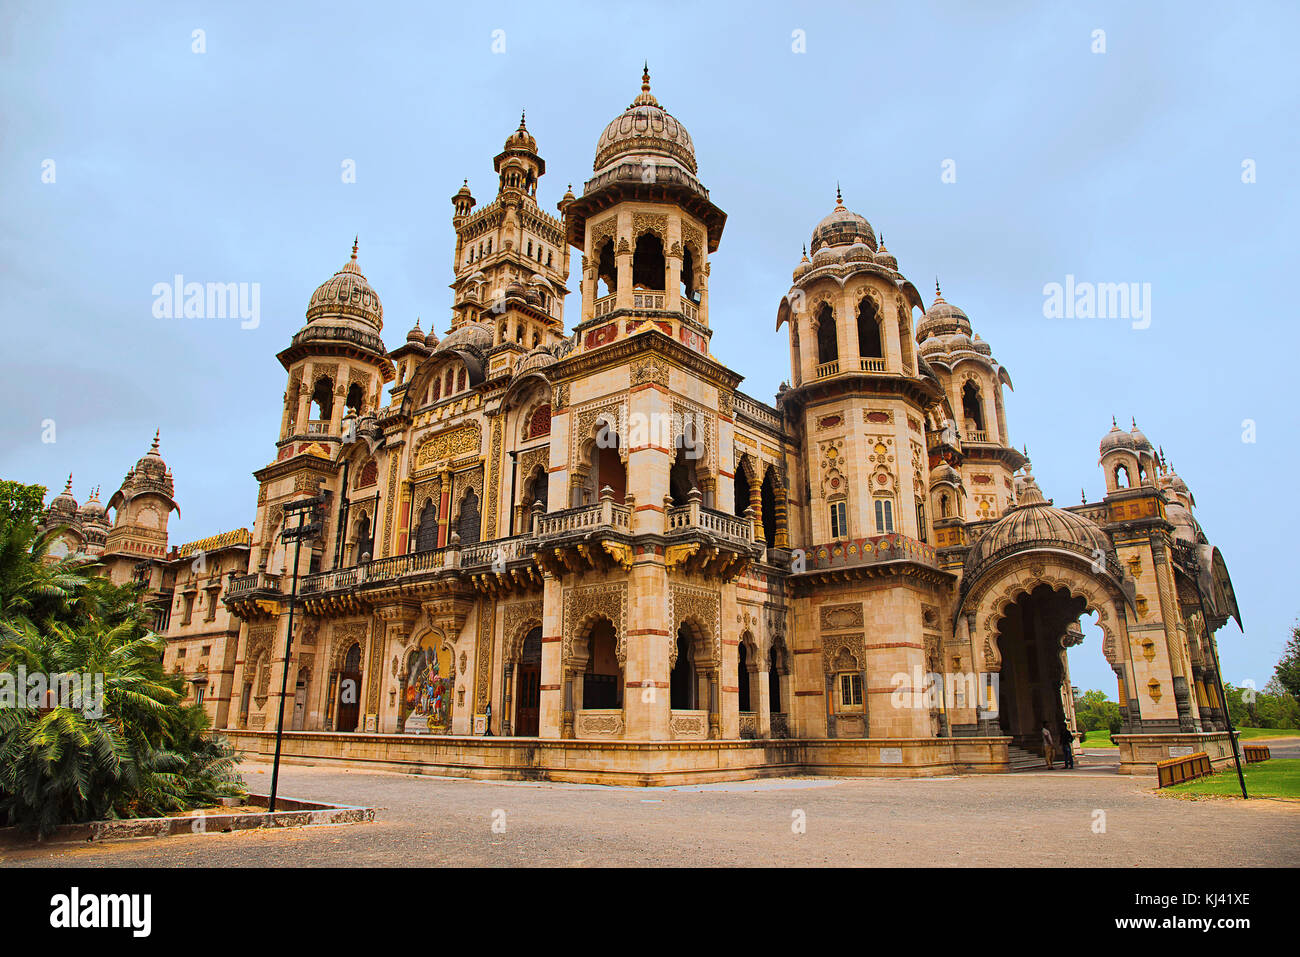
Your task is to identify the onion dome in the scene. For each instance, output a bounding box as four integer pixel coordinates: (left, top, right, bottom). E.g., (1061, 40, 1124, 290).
(964, 467, 1115, 577)
(48, 475, 78, 519)
(504, 111, 537, 153)
(930, 462, 963, 487)
(810, 186, 877, 253)
(593, 64, 696, 175)
(1129, 418, 1153, 453)
(406, 317, 428, 345)
(971, 332, 992, 355)
(77, 487, 109, 527)
(1099, 417, 1136, 457)
(793, 245, 812, 281)
(916, 281, 972, 340)
(561, 184, 575, 202)
(1165, 500, 1200, 543)
(305, 238, 384, 332)
(874, 234, 898, 271)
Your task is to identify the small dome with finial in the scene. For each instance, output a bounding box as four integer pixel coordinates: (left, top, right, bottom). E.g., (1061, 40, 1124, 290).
(504, 111, 537, 153)
(407, 317, 427, 345)
(593, 64, 697, 175)
(793, 245, 812, 281)
(873, 233, 898, 270)
(810, 184, 877, 253)
(48, 474, 78, 518)
(1129, 417, 1153, 452)
(306, 237, 384, 331)
(1099, 416, 1136, 456)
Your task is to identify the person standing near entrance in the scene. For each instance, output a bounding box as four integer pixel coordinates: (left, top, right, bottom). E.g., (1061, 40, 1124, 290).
(1041, 721, 1055, 769)
(1059, 722, 1075, 769)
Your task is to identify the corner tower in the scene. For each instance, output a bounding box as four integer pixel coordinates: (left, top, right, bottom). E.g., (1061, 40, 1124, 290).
(562, 66, 726, 354)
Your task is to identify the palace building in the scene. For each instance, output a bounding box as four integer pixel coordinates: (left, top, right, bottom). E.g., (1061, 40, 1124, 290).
(41, 69, 1244, 782)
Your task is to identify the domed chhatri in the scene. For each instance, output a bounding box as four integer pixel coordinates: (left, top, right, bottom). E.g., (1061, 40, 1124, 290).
(305, 237, 384, 332)
(593, 63, 696, 175)
(1099, 416, 1136, 456)
(809, 186, 877, 253)
(503, 110, 537, 154)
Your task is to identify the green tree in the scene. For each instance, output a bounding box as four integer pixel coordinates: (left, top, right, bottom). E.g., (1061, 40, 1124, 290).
(0, 480, 243, 836)
(1275, 625, 1300, 701)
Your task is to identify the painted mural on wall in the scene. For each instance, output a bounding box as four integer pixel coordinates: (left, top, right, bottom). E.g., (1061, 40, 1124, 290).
(402, 636, 454, 734)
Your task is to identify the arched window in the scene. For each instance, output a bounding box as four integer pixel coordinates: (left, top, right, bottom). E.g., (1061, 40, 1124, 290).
(669, 445, 699, 507)
(1115, 464, 1131, 489)
(874, 498, 894, 534)
(597, 239, 616, 297)
(311, 377, 334, 421)
(962, 381, 985, 434)
(456, 367, 467, 391)
(670, 628, 697, 709)
(816, 306, 838, 365)
(354, 511, 373, 562)
(345, 382, 364, 415)
(681, 246, 699, 303)
(940, 493, 951, 518)
(632, 234, 665, 290)
(857, 298, 883, 359)
(760, 469, 778, 549)
(734, 464, 752, 520)
(524, 466, 548, 513)
(527, 403, 551, 439)
(432, 376, 442, 402)
(829, 500, 848, 538)
(414, 498, 438, 553)
(456, 488, 481, 546)
(737, 640, 751, 712)
(581, 619, 622, 709)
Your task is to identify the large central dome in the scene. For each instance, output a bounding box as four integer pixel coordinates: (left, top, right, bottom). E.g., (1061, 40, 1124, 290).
(593, 65, 697, 175)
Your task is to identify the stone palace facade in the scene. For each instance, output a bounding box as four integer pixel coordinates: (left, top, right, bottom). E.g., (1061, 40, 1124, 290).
(41, 69, 1244, 782)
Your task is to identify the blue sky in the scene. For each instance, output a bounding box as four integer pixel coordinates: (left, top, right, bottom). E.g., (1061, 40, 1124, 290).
(2, 1, 1296, 696)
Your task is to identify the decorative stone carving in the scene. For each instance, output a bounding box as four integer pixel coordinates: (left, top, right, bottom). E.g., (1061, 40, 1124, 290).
(669, 584, 721, 668)
(504, 599, 544, 659)
(413, 424, 482, 471)
(820, 602, 863, 632)
(563, 582, 629, 666)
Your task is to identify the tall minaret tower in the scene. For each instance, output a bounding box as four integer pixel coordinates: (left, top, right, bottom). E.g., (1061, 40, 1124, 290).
(448, 114, 571, 380)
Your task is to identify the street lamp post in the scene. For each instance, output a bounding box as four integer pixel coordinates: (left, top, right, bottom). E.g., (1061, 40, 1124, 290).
(268, 489, 327, 813)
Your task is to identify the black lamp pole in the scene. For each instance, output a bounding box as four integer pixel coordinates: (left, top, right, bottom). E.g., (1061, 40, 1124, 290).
(268, 490, 326, 812)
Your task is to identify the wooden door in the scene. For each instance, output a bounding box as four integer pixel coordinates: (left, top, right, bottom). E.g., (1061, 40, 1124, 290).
(337, 643, 362, 731)
(515, 627, 542, 736)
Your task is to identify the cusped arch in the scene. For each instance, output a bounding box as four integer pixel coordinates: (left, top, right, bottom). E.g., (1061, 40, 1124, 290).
(966, 554, 1130, 673)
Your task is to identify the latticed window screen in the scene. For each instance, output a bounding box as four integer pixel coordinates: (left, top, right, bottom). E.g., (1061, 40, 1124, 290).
(415, 500, 438, 553)
(457, 489, 481, 545)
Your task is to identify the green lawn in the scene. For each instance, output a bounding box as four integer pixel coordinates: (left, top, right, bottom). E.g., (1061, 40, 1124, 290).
(1077, 727, 1300, 749)
(1162, 758, 1300, 800)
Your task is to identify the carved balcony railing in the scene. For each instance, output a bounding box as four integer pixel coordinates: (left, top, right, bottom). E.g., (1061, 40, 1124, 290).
(816, 359, 839, 378)
(666, 498, 754, 546)
(860, 357, 886, 372)
(806, 533, 939, 572)
(966, 429, 989, 443)
(225, 571, 282, 599)
(770, 712, 791, 738)
(534, 499, 631, 537)
(305, 420, 331, 435)
(593, 294, 617, 318)
(733, 391, 782, 431)
(632, 292, 665, 310)
(680, 299, 698, 322)
(298, 536, 534, 597)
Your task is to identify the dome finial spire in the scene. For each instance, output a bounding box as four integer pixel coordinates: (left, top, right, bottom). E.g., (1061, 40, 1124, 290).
(934, 277, 944, 302)
(63, 474, 73, 494)
(835, 182, 843, 207)
(642, 61, 650, 93)
(351, 235, 359, 261)
(151, 429, 160, 454)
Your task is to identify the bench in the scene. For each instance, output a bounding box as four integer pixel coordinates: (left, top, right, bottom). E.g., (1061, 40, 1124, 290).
(1243, 744, 1271, 764)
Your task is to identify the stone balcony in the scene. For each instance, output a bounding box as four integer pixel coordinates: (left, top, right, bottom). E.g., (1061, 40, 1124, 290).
(789, 533, 951, 593)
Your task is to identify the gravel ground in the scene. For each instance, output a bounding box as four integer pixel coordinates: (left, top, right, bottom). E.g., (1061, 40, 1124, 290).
(3, 753, 1296, 868)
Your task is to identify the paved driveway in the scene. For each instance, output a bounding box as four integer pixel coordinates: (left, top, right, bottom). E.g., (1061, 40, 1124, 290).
(3, 757, 1296, 868)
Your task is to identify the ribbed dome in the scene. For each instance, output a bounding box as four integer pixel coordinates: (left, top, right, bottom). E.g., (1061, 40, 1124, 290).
(1129, 419, 1153, 452)
(965, 473, 1113, 575)
(1099, 419, 1136, 456)
(406, 318, 428, 345)
(810, 190, 877, 253)
(916, 284, 972, 340)
(515, 347, 558, 376)
(593, 66, 696, 175)
(434, 321, 492, 358)
(48, 475, 78, 516)
(503, 112, 537, 153)
(305, 239, 384, 332)
(77, 487, 108, 525)
(874, 236, 898, 270)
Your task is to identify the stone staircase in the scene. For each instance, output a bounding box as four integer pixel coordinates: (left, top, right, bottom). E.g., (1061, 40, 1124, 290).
(1007, 744, 1047, 771)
